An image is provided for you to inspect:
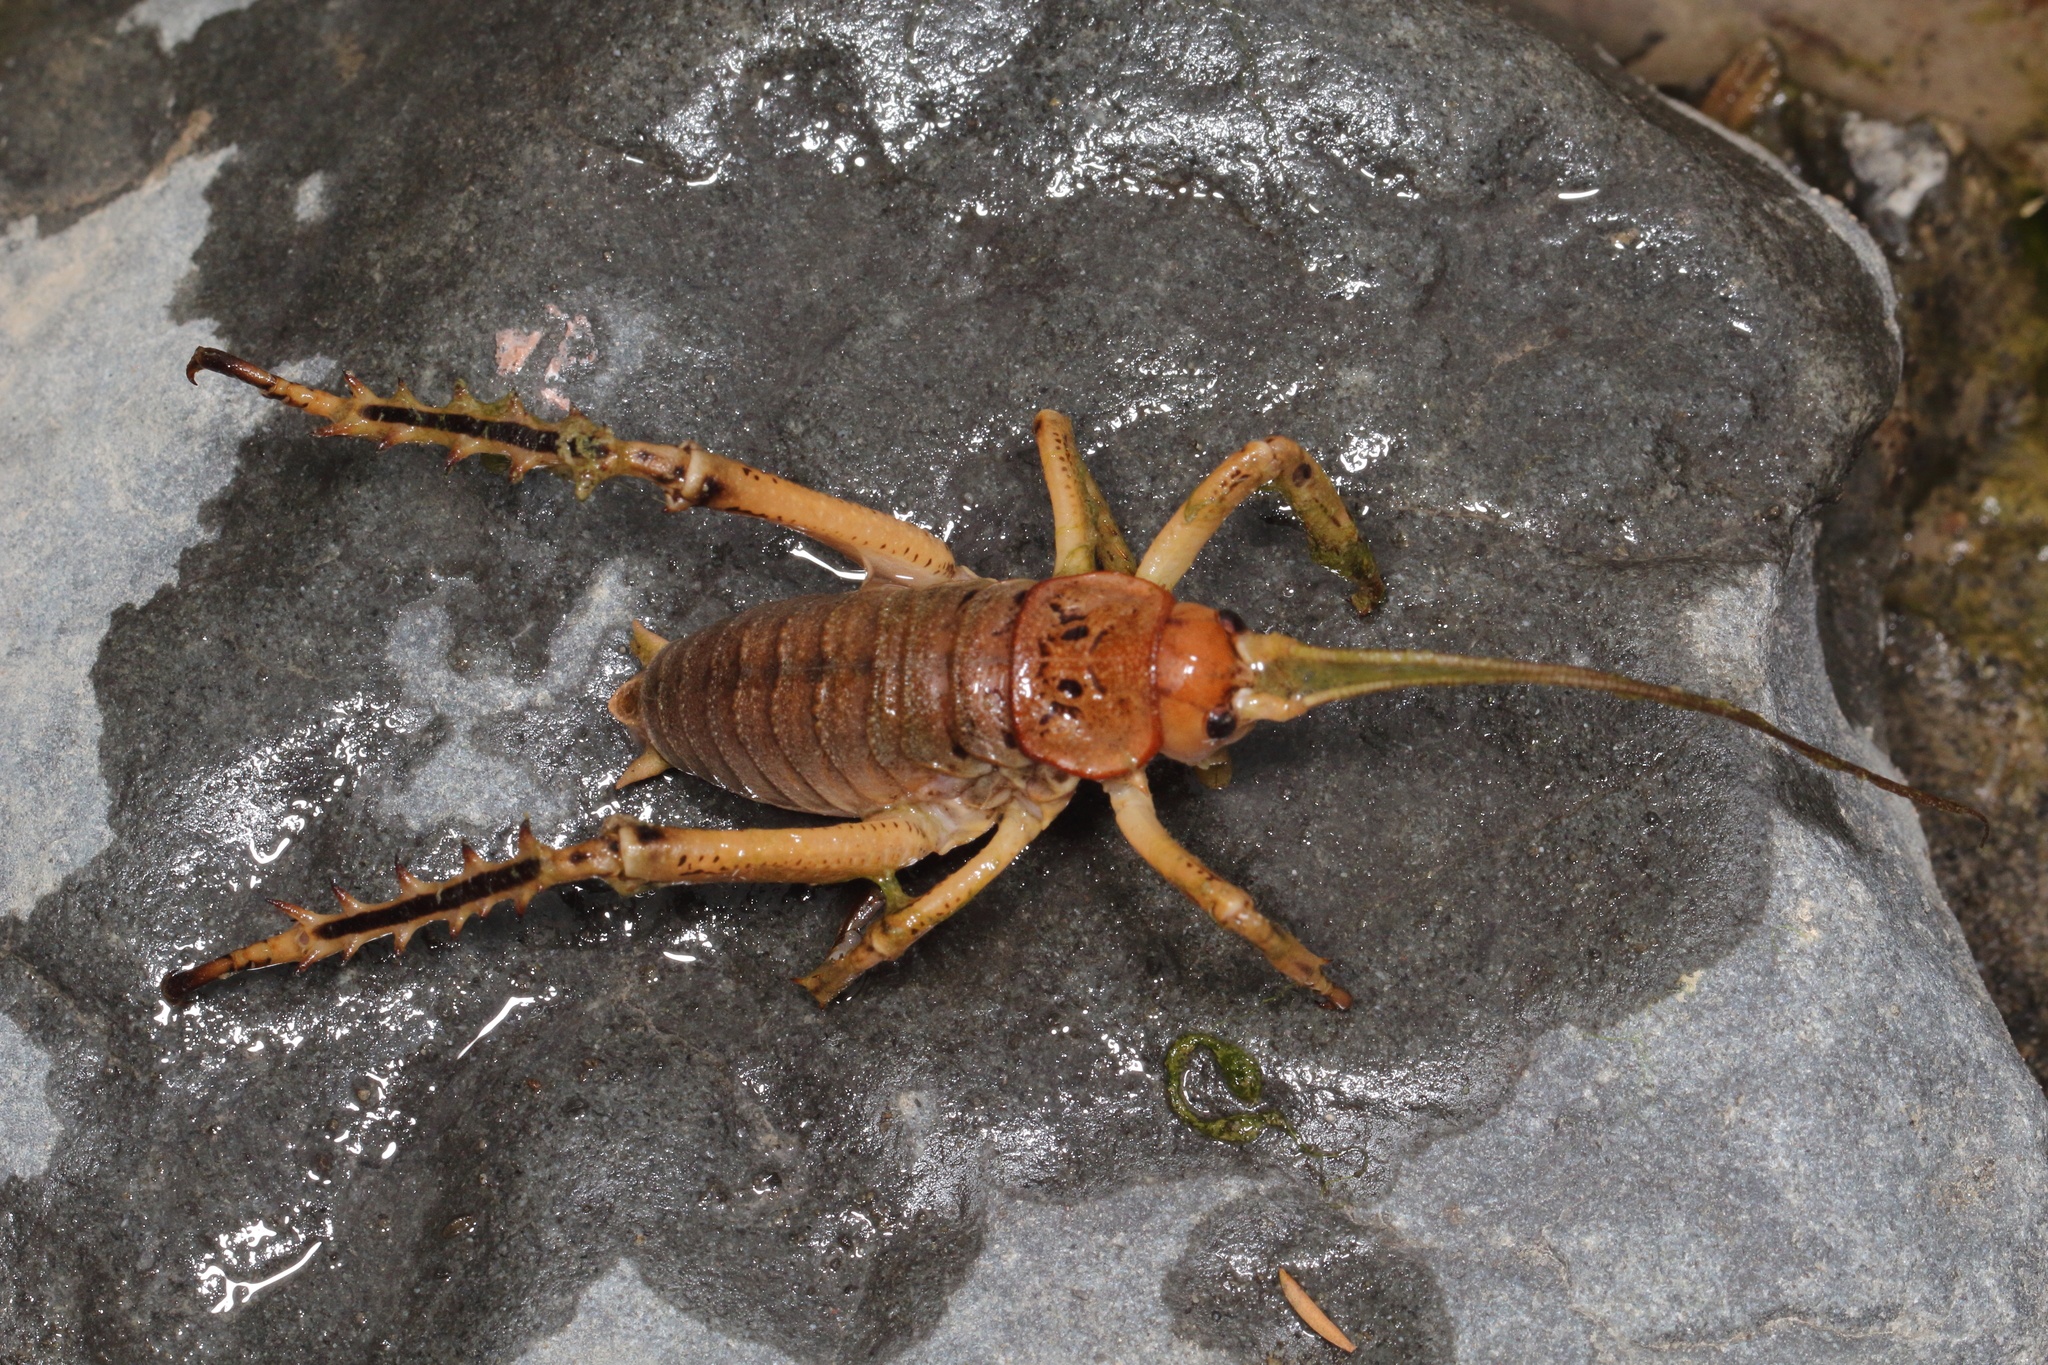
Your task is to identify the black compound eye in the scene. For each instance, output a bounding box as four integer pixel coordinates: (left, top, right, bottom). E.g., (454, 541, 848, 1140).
(1205, 706, 1236, 740)
(1217, 609, 1245, 634)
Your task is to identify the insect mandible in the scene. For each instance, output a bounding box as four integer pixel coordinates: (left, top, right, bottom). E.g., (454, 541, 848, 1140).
(162, 347, 1979, 1009)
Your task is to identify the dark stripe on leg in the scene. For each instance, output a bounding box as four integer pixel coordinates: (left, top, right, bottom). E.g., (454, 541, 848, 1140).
(359, 405, 560, 453)
(312, 858, 543, 939)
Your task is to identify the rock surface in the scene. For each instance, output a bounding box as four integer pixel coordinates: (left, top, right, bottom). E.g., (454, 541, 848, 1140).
(0, 1, 2042, 1362)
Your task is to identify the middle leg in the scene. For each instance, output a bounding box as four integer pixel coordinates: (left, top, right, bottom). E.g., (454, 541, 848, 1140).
(796, 796, 1067, 1003)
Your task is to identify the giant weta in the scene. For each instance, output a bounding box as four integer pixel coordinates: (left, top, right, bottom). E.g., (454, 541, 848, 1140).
(162, 348, 1974, 1009)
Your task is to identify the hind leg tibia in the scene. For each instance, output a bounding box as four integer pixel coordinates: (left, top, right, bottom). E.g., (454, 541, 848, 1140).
(186, 348, 963, 586)
(162, 805, 985, 1005)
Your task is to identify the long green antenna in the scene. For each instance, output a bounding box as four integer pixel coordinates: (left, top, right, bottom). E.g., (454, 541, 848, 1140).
(1233, 633, 1985, 830)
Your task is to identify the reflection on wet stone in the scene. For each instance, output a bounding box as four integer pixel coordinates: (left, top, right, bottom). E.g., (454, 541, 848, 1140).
(1, 0, 2043, 1362)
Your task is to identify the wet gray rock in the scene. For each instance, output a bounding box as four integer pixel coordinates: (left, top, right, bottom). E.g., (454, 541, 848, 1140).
(1, 0, 2042, 1361)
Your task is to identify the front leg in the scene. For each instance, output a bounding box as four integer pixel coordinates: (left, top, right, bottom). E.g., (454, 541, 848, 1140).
(1105, 772, 1351, 1008)
(186, 348, 964, 586)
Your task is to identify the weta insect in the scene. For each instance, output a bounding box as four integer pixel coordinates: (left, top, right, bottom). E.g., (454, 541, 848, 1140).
(162, 347, 1977, 1009)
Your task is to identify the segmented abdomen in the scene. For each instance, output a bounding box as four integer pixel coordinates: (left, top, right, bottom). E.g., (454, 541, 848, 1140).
(639, 580, 1045, 817)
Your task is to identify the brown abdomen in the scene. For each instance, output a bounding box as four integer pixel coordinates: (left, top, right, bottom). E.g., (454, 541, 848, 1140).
(638, 580, 1038, 817)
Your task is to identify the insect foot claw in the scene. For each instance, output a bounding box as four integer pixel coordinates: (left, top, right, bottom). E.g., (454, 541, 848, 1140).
(795, 938, 889, 1005)
(1264, 937, 1352, 1010)
(160, 960, 227, 1006)
(792, 967, 850, 1008)
(186, 346, 263, 386)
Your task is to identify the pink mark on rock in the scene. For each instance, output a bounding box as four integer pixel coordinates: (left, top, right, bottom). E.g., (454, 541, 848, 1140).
(495, 329, 543, 376)
(543, 304, 595, 382)
(539, 388, 571, 412)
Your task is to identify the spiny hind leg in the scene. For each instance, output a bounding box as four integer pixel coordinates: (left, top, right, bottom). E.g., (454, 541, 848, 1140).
(1034, 410, 1137, 576)
(186, 348, 963, 586)
(797, 798, 1064, 1004)
(1134, 433, 1383, 615)
(161, 805, 986, 1005)
(1104, 773, 1351, 1008)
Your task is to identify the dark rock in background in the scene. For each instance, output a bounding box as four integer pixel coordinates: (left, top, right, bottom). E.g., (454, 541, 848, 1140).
(1732, 58, 2048, 1090)
(1, 1, 2042, 1361)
